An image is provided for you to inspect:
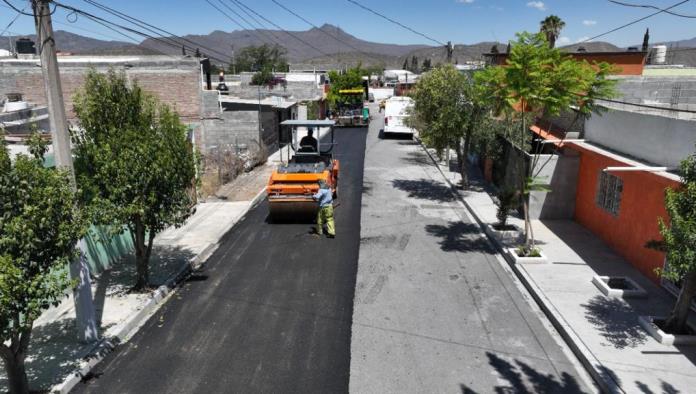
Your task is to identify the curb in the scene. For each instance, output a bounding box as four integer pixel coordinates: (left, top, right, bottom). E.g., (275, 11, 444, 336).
(417, 139, 621, 394)
(49, 194, 260, 393)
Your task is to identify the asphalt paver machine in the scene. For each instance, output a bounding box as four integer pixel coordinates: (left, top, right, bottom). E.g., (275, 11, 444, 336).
(266, 120, 339, 221)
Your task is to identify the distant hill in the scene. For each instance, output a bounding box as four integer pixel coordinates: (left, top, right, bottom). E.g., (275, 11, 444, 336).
(2, 27, 693, 68)
(0, 30, 139, 54)
(560, 41, 622, 53)
(139, 24, 429, 63)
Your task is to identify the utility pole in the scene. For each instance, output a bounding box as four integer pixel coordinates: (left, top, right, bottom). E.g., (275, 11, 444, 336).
(32, 0, 99, 343)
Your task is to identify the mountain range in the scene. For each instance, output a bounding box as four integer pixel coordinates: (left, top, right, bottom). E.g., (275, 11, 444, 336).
(2, 24, 694, 67)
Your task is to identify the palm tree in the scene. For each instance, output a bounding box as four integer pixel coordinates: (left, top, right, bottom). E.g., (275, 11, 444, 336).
(540, 15, 565, 48)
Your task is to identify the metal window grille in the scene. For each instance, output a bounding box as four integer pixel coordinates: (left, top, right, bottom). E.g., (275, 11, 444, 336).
(596, 171, 623, 216)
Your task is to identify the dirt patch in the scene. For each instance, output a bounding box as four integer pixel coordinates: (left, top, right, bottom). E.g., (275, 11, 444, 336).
(212, 163, 273, 202)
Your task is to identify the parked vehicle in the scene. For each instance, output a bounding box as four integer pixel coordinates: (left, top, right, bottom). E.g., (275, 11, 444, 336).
(383, 96, 416, 136)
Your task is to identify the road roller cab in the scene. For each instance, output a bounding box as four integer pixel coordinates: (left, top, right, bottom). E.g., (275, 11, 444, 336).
(266, 120, 339, 221)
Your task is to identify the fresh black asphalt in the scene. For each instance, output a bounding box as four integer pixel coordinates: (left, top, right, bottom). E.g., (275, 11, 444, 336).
(73, 128, 367, 393)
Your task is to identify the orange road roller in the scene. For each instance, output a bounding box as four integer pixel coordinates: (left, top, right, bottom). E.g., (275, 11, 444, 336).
(266, 120, 339, 221)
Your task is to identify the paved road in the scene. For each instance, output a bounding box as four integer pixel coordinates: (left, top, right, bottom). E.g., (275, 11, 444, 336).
(349, 106, 594, 393)
(74, 128, 367, 393)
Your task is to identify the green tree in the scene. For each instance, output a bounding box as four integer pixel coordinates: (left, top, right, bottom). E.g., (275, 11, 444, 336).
(647, 152, 696, 334)
(231, 44, 289, 74)
(327, 66, 364, 110)
(410, 56, 419, 73)
(72, 70, 196, 290)
(421, 58, 432, 72)
(540, 15, 566, 48)
(0, 134, 85, 394)
(402, 58, 408, 71)
(409, 64, 492, 185)
(476, 32, 616, 251)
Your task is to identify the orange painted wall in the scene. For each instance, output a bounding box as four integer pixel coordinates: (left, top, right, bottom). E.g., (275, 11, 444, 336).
(573, 147, 679, 282)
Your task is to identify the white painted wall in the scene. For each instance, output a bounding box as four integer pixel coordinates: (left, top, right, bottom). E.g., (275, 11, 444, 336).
(585, 108, 696, 168)
(370, 88, 394, 100)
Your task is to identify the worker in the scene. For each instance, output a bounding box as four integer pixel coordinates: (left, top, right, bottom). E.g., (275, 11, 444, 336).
(313, 180, 335, 238)
(299, 128, 318, 152)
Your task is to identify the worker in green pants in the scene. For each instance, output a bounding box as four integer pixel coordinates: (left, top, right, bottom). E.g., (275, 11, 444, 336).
(313, 180, 335, 238)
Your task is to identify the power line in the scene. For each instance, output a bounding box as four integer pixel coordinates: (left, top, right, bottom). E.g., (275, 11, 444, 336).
(599, 97, 696, 114)
(213, 0, 280, 45)
(49, 0, 229, 63)
(607, 0, 696, 18)
(204, 0, 270, 47)
(345, 0, 445, 46)
(0, 3, 25, 37)
(1, 0, 32, 16)
(231, 0, 332, 57)
(581, 0, 690, 43)
(226, 0, 284, 44)
(82, 0, 232, 61)
(270, 0, 386, 64)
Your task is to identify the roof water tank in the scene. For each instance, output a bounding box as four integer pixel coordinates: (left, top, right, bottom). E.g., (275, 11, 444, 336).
(652, 45, 667, 64)
(15, 38, 35, 54)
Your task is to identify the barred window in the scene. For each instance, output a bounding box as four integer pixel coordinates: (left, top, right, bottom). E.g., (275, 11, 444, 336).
(596, 172, 623, 216)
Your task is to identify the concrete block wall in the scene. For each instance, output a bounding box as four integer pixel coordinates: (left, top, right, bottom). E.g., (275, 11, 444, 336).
(0, 57, 201, 125)
(529, 150, 581, 220)
(585, 108, 696, 168)
(614, 76, 696, 105)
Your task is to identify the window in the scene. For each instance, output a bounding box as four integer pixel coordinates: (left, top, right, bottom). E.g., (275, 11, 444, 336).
(596, 171, 623, 215)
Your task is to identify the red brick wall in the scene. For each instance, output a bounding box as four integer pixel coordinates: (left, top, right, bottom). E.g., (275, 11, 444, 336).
(0, 62, 201, 124)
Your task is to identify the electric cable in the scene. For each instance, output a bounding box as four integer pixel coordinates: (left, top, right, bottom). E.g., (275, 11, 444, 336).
(270, 0, 387, 65)
(581, 0, 690, 42)
(607, 0, 696, 18)
(345, 0, 446, 46)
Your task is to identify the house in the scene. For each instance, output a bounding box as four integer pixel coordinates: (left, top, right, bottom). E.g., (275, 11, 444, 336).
(530, 76, 696, 292)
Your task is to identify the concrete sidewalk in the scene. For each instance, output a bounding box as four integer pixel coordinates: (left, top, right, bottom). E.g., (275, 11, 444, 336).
(0, 200, 260, 393)
(431, 151, 696, 393)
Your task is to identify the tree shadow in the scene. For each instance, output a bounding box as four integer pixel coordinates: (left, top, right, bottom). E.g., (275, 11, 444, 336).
(392, 178, 455, 203)
(400, 150, 433, 166)
(634, 379, 682, 394)
(460, 352, 587, 393)
(0, 245, 196, 391)
(425, 221, 494, 254)
(581, 295, 648, 349)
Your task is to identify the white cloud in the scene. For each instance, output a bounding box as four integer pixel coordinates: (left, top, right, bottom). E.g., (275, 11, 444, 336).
(576, 36, 590, 43)
(557, 36, 571, 45)
(456, 0, 475, 3)
(526, 1, 546, 11)
(582, 20, 597, 26)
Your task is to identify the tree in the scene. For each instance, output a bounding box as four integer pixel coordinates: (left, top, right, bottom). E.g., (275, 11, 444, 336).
(476, 32, 616, 252)
(0, 134, 85, 394)
(540, 15, 565, 48)
(72, 70, 196, 290)
(421, 58, 432, 72)
(402, 58, 409, 71)
(327, 66, 364, 110)
(410, 56, 419, 73)
(231, 44, 288, 74)
(647, 151, 696, 334)
(409, 64, 492, 185)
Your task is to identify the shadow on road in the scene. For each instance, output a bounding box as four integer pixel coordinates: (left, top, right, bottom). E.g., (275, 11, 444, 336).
(392, 178, 456, 203)
(460, 352, 587, 393)
(425, 221, 493, 254)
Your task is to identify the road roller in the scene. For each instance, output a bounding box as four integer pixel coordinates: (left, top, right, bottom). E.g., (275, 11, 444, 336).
(266, 120, 339, 221)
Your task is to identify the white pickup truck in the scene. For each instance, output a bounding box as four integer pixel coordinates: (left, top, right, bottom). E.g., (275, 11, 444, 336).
(383, 96, 416, 136)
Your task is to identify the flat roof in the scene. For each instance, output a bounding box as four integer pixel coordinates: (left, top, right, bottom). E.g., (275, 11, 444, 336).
(281, 120, 335, 127)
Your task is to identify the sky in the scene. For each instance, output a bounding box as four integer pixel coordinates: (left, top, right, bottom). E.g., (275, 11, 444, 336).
(2, 0, 695, 48)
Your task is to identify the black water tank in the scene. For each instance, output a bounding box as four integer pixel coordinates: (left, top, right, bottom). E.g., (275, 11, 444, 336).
(15, 38, 36, 54)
